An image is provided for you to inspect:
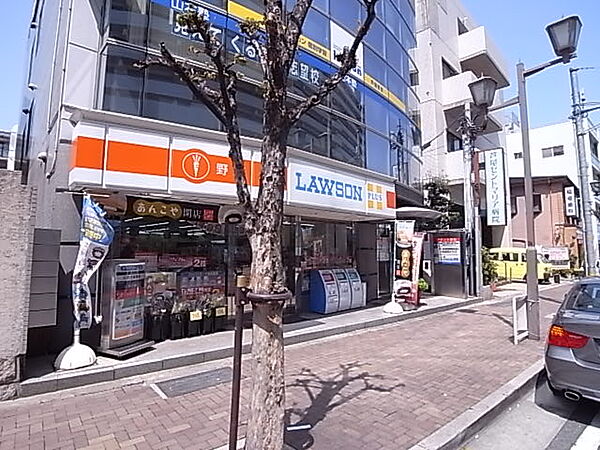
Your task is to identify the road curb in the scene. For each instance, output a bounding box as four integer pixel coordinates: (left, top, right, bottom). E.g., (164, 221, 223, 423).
(19, 297, 484, 398)
(409, 359, 545, 450)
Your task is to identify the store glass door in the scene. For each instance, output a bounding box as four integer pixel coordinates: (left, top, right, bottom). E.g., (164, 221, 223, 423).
(377, 223, 393, 297)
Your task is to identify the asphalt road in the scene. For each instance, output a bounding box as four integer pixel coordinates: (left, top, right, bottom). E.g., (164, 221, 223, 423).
(464, 282, 600, 450)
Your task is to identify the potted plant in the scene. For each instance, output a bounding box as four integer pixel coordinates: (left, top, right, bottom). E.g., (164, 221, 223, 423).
(481, 247, 499, 290)
(212, 293, 228, 332)
(170, 300, 189, 340)
(187, 299, 203, 337)
(417, 278, 429, 302)
(148, 292, 174, 342)
(200, 295, 215, 335)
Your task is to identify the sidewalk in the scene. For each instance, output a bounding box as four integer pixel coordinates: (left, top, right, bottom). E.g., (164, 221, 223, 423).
(0, 282, 570, 449)
(22, 294, 484, 397)
(20, 281, 556, 397)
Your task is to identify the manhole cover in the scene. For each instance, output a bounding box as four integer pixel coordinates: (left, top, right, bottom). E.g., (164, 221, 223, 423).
(154, 367, 233, 398)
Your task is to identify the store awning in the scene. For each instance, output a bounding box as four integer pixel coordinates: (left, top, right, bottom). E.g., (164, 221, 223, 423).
(396, 207, 442, 221)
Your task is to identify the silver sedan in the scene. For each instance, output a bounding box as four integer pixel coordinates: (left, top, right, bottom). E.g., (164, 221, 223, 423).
(545, 278, 600, 402)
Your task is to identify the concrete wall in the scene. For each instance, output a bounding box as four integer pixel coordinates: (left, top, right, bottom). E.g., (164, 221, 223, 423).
(0, 171, 36, 399)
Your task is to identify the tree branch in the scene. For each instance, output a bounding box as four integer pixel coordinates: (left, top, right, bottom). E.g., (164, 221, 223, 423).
(166, 12, 255, 218)
(135, 49, 227, 125)
(263, 0, 288, 93)
(286, 0, 380, 125)
(239, 20, 269, 78)
(285, 0, 313, 68)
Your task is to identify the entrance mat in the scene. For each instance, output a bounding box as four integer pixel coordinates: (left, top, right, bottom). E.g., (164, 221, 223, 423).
(155, 367, 233, 398)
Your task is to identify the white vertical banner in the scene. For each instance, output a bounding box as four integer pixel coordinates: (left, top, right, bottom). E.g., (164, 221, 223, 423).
(330, 21, 364, 80)
(564, 186, 578, 217)
(485, 148, 507, 226)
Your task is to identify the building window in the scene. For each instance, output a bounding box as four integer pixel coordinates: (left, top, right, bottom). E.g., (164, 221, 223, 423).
(442, 59, 458, 79)
(533, 193, 542, 213)
(330, 0, 361, 32)
(591, 134, 599, 158)
(447, 131, 463, 152)
(0, 141, 8, 158)
(409, 70, 419, 87)
(541, 145, 564, 158)
(457, 17, 469, 35)
(108, 0, 149, 47)
(514, 152, 523, 159)
(300, 221, 355, 269)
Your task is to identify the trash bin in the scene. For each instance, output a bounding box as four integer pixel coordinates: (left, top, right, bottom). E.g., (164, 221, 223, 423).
(553, 274, 561, 284)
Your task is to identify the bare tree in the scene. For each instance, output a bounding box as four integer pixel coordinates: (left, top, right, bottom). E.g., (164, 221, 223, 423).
(137, 1, 379, 448)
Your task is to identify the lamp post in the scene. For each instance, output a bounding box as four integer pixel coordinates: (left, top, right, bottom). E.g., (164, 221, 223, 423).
(570, 67, 600, 276)
(460, 77, 498, 297)
(468, 15, 582, 340)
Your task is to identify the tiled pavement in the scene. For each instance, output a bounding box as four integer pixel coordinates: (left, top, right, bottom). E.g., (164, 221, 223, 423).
(0, 283, 571, 450)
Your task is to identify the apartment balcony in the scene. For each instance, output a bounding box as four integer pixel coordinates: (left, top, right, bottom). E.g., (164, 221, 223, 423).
(458, 26, 510, 88)
(442, 71, 478, 108)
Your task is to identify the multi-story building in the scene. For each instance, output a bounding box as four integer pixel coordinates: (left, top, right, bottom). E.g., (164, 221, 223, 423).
(0, 129, 13, 170)
(414, 0, 512, 247)
(17, 0, 422, 352)
(507, 120, 600, 267)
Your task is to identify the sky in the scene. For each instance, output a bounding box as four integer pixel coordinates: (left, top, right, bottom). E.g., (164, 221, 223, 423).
(0, 0, 32, 130)
(0, 0, 599, 131)
(461, 0, 600, 129)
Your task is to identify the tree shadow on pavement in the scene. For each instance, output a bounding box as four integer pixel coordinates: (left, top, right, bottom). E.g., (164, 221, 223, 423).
(534, 370, 598, 424)
(539, 295, 564, 305)
(456, 308, 514, 329)
(283, 362, 405, 449)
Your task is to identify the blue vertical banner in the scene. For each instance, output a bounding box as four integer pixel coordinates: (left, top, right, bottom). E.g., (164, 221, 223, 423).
(72, 195, 114, 329)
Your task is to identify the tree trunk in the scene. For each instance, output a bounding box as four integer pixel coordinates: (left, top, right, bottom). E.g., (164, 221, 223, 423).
(245, 232, 286, 450)
(245, 132, 288, 449)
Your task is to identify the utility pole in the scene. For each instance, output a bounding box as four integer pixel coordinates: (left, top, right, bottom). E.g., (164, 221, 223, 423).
(517, 62, 541, 340)
(570, 68, 597, 276)
(460, 103, 482, 297)
(461, 103, 475, 296)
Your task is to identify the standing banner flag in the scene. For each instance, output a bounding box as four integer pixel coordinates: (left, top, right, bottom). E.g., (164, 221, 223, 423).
(385, 220, 419, 314)
(73, 195, 114, 329)
(409, 234, 425, 306)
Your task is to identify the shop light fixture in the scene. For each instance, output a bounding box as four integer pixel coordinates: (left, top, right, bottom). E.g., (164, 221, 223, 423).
(138, 221, 170, 228)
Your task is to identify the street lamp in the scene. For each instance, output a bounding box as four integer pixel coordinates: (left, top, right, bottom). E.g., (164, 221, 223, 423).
(469, 76, 498, 109)
(460, 77, 499, 299)
(546, 16, 582, 63)
(469, 15, 582, 341)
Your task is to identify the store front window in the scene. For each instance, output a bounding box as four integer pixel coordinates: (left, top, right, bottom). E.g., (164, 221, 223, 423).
(107, 198, 234, 311)
(299, 220, 355, 270)
(102, 197, 300, 308)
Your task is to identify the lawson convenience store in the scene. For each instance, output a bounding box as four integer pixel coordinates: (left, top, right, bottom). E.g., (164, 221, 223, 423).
(68, 108, 399, 322)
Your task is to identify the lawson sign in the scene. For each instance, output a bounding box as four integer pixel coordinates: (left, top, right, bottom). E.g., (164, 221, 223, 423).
(294, 172, 363, 202)
(287, 159, 395, 218)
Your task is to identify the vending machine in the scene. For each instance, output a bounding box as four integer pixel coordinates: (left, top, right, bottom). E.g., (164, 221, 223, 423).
(309, 269, 340, 314)
(333, 269, 352, 311)
(345, 268, 365, 309)
(100, 260, 154, 358)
